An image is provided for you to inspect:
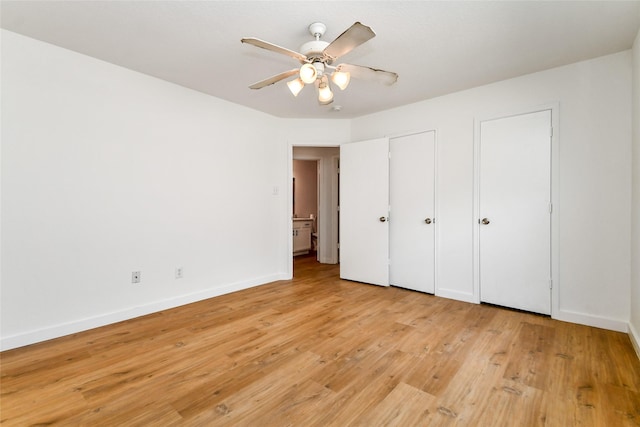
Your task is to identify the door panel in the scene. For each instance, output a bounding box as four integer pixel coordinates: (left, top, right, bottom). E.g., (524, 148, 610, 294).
(479, 110, 551, 315)
(340, 138, 389, 286)
(389, 131, 436, 293)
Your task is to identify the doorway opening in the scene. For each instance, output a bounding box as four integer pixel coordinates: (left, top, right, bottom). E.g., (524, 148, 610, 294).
(291, 146, 340, 277)
(293, 159, 318, 257)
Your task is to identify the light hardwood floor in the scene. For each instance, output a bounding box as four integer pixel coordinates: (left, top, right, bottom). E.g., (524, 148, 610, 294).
(2, 254, 639, 426)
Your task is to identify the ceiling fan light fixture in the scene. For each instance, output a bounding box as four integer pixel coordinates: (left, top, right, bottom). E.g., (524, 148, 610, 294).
(299, 63, 317, 84)
(318, 79, 334, 105)
(287, 78, 304, 97)
(331, 71, 350, 90)
(242, 22, 398, 107)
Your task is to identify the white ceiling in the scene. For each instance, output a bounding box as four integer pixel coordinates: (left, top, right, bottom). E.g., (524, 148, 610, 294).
(2, 1, 639, 119)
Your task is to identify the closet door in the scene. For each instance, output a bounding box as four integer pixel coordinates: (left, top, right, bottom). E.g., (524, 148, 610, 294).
(479, 110, 551, 315)
(339, 138, 390, 286)
(389, 131, 436, 293)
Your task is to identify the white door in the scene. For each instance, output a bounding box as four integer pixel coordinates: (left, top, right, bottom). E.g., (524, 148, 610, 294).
(389, 131, 436, 293)
(340, 138, 389, 286)
(479, 110, 551, 315)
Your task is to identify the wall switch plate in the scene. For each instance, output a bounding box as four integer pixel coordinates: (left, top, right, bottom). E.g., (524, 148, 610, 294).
(132, 271, 141, 283)
(175, 267, 183, 279)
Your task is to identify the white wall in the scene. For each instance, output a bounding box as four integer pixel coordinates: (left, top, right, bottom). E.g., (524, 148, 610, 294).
(1, 30, 290, 350)
(631, 29, 640, 355)
(352, 51, 633, 331)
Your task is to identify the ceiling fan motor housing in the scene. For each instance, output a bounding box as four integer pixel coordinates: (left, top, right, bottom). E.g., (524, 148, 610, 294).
(300, 40, 330, 62)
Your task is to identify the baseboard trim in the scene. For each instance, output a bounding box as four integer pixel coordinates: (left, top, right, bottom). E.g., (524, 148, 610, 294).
(554, 309, 628, 333)
(629, 322, 640, 361)
(0, 273, 288, 351)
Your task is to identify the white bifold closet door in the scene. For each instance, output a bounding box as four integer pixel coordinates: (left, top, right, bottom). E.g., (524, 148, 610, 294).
(340, 138, 390, 287)
(479, 110, 552, 315)
(340, 133, 436, 292)
(389, 131, 436, 293)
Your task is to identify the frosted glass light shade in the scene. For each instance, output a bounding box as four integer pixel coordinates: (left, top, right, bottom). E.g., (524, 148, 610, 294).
(318, 83, 334, 105)
(331, 71, 350, 90)
(299, 63, 318, 84)
(287, 78, 304, 97)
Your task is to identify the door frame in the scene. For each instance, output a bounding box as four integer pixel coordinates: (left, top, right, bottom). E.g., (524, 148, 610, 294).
(472, 103, 560, 318)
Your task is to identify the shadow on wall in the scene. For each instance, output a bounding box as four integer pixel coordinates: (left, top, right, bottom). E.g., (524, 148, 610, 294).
(292, 159, 318, 224)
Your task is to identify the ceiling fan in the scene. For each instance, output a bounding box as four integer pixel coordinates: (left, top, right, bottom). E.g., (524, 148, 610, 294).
(241, 22, 398, 105)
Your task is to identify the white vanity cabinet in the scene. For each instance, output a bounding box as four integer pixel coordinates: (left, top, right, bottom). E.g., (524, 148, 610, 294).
(293, 219, 312, 255)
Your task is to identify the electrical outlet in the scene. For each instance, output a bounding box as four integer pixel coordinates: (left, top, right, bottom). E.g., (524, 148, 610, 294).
(132, 271, 141, 283)
(175, 267, 183, 279)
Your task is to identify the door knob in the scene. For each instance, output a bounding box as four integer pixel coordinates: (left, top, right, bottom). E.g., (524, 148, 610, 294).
(424, 218, 432, 224)
(379, 217, 387, 222)
(481, 218, 490, 225)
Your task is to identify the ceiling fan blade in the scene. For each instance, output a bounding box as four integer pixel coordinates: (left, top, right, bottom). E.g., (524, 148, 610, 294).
(241, 37, 307, 63)
(323, 22, 376, 60)
(249, 69, 299, 89)
(336, 63, 398, 86)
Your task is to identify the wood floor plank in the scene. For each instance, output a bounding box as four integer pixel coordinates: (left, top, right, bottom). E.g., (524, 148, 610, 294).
(351, 381, 435, 426)
(308, 349, 415, 425)
(424, 311, 516, 425)
(2, 253, 639, 426)
(206, 351, 326, 425)
(503, 321, 556, 390)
